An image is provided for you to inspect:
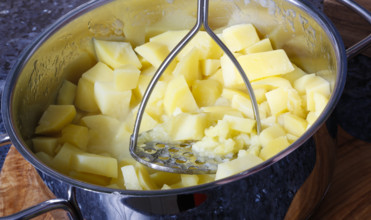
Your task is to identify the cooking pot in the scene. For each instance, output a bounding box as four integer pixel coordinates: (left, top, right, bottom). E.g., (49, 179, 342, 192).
(1, 0, 370, 219)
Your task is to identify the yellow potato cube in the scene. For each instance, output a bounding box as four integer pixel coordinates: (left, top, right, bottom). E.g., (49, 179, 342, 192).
(60, 124, 89, 151)
(266, 87, 289, 115)
(201, 106, 243, 122)
(163, 76, 198, 115)
(259, 124, 286, 148)
(207, 69, 224, 86)
(69, 171, 111, 186)
(252, 77, 293, 90)
(221, 88, 250, 101)
(81, 62, 114, 83)
(231, 94, 254, 119)
(150, 172, 181, 187)
(313, 92, 328, 113)
(75, 77, 100, 113)
(173, 48, 201, 85)
(241, 38, 273, 54)
(306, 77, 330, 112)
(94, 82, 132, 119)
(215, 153, 263, 180)
(200, 59, 221, 76)
(181, 174, 199, 187)
(57, 80, 76, 105)
(170, 113, 208, 141)
(93, 39, 141, 69)
(284, 64, 307, 84)
(81, 115, 120, 156)
(149, 30, 188, 53)
(135, 41, 169, 68)
(192, 79, 222, 107)
(222, 24, 260, 52)
(52, 143, 83, 174)
(71, 152, 118, 178)
(122, 165, 143, 190)
(260, 136, 290, 160)
(35, 105, 76, 134)
(282, 113, 308, 137)
(238, 50, 294, 81)
(178, 31, 223, 60)
(223, 115, 256, 133)
(293, 73, 316, 94)
(32, 137, 59, 156)
(135, 163, 157, 190)
(35, 152, 53, 167)
(113, 64, 141, 91)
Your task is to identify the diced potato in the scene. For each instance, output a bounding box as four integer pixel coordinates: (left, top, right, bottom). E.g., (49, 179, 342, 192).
(122, 165, 142, 190)
(69, 171, 111, 186)
(252, 77, 293, 90)
(223, 115, 256, 133)
(32, 137, 59, 156)
(135, 163, 157, 190)
(135, 41, 169, 68)
(35, 152, 53, 166)
(220, 53, 244, 89)
(259, 124, 286, 148)
(181, 174, 199, 187)
(265, 87, 289, 115)
(81, 115, 121, 156)
(260, 136, 290, 160)
(178, 31, 223, 60)
(93, 39, 141, 69)
(231, 94, 254, 119)
(201, 106, 243, 122)
(222, 24, 260, 52)
(293, 73, 316, 94)
(113, 64, 141, 91)
(94, 81, 132, 119)
(163, 76, 198, 115)
(284, 64, 307, 84)
(313, 92, 328, 113)
(241, 38, 273, 54)
(150, 172, 181, 187)
(215, 153, 263, 180)
(131, 107, 159, 133)
(57, 80, 77, 105)
(305, 77, 330, 112)
(173, 48, 201, 85)
(133, 66, 156, 100)
(71, 152, 118, 178)
(221, 88, 250, 101)
(75, 77, 100, 112)
(192, 79, 222, 107)
(52, 143, 83, 174)
(200, 59, 220, 76)
(282, 113, 308, 137)
(81, 62, 114, 83)
(170, 113, 208, 141)
(60, 124, 89, 151)
(35, 105, 76, 134)
(238, 50, 294, 81)
(207, 69, 224, 86)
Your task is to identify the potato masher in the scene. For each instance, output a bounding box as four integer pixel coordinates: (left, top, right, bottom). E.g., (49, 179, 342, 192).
(130, 0, 261, 174)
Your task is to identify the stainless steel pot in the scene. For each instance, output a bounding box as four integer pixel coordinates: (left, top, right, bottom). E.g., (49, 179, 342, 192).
(1, 0, 370, 219)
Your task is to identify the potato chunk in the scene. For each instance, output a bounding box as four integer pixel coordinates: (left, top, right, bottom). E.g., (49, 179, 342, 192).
(57, 80, 76, 105)
(35, 105, 76, 134)
(222, 23, 260, 52)
(71, 152, 118, 178)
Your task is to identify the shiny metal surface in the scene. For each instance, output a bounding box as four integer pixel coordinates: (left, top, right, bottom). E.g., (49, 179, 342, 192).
(130, 0, 261, 174)
(2, 0, 367, 219)
(0, 133, 10, 147)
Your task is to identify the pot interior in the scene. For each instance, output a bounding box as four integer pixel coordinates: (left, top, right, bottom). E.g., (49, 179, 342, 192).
(6, 0, 345, 192)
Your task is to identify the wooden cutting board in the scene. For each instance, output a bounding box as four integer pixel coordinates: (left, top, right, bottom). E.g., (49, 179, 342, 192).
(0, 127, 370, 219)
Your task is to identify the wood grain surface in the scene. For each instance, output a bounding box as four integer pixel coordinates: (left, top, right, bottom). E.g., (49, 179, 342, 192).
(0, 127, 370, 219)
(324, 0, 371, 57)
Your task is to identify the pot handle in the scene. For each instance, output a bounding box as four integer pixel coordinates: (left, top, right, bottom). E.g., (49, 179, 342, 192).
(0, 133, 11, 147)
(0, 198, 80, 220)
(336, 0, 371, 59)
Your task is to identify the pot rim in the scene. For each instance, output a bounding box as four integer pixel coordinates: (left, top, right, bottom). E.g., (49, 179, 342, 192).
(1, 0, 346, 196)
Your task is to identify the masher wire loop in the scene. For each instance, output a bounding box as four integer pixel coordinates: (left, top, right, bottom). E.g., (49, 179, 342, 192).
(130, 0, 261, 173)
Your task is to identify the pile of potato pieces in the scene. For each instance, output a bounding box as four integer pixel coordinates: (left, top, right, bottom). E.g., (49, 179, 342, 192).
(32, 23, 330, 190)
